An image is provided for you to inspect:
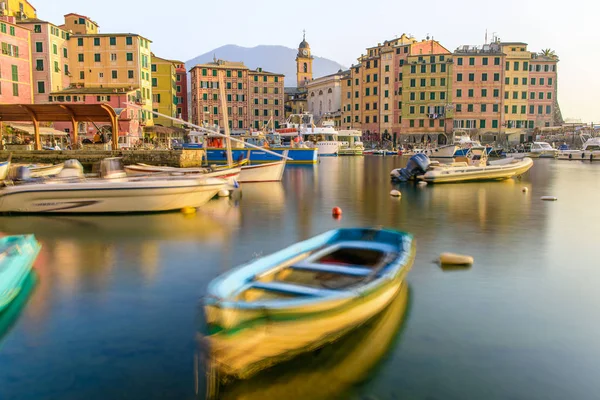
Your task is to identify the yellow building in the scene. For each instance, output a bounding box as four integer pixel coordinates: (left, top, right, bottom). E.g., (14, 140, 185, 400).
(68, 33, 153, 125)
(0, 0, 36, 19)
(151, 54, 177, 126)
(295, 32, 313, 88)
(61, 13, 99, 35)
(499, 42, 531, 131)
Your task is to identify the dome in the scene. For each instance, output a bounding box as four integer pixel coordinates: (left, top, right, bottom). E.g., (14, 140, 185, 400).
(299, 39, 309, 49)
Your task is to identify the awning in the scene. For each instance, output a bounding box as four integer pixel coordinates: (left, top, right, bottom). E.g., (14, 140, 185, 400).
(7, 123, 69, 136)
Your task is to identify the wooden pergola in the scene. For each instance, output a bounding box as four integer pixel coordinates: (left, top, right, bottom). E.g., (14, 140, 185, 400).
(0, 104, 119, 150)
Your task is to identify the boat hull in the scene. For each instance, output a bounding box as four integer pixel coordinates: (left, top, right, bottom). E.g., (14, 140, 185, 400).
(421, 157, 534, 183)
(206, 148, 317, 164)
(558, 150, 599, 161)
(0, 161, 9, 181)
(0, 178, 225, 213)
(0, 235, 41, 312)
(124, 165, 241, 186)
(238, 161, 286, 183)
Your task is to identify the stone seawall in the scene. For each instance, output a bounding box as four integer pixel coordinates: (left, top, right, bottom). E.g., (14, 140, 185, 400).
(0, 149, 205, 168)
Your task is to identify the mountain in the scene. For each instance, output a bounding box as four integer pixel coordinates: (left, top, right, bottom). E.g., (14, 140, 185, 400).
(185, 45, 346, 85)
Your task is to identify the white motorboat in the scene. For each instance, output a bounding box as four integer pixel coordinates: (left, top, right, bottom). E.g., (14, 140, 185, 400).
(276, 114, 339, 156)
(238, 159, 286, 182)
(0, 159, 226, 214)
(0, 159, 9, 181)
(529, 142, 558, 158)
(124, 163, 241, 185)
(391, 147, 533, 183)
(558, 136, 600, 161)
(9, 163, 64, 179)
(337, 129, 364, 156)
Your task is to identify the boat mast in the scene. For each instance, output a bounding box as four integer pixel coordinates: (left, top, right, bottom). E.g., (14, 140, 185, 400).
(218, 70, 233, 167)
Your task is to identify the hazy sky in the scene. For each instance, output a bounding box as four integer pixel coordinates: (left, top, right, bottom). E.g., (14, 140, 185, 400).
(37, 0, 597, 122)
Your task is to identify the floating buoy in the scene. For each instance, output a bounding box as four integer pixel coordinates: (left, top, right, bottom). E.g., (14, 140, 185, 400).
(181, 207, 196, 215)
(390, 190, 402, 197)
(218, 189, 230, 197)
(522, 187, 528, 193)
(541, 196, 558, 201)
(332, 207, 342, 216)
(417, 181, 428, 186)
(439, 252, 474, 266)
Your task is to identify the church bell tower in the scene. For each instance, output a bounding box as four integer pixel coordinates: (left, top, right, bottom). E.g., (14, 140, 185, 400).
(296, 30, 313, 89)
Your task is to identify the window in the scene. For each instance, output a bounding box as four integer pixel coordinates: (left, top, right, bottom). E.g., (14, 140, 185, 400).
(480, 120, 486, 128)
(504, 92, 509, 99)
(546, 106, 551, 114)
(212, 69, 217, 77)
(420, 78, 426, 87)
(12, 83, 18, 96)
(52, 43, 58, 55)
(365, 88, 370, 96)
(482, 73, 488, 81)
(441, 78, 446, 86)
(37, 81, 45, 94)
(410, 65, 416, 73)
(493, 73, 500, 82)
(440, 92, 446, 100)
(512, 92, 518, 99)
(419, 119, 424, 127)
(409, 106, 415, 114)
(110, 53, 117, 61)
(512, 105, 517, 114)
(93, 38, 100, 46)
(409, 120, 415, 127)
(126, 37, 133, 46)
(467, 104, 474, 112)
(523, 62, 529, 70)
(35, 42, 43, 52)
(468, 89, 474, 97)
(429, 92, 435, 100)
(419, 92, 425, 100)
(457, 58, 463, 66)
(513, 77, 518, 85)
(36, 59, 43, 71)
(429, 119, 434, 127)
(481, 104, 487, 112)
(77, 38, 84, 46)
(481, 89, 487, 97)
(513, 61, 519, 71)
(385, 90, 389, 98)
(80, 71, 85, 79)
(430, 64, 436, 73)
(385, 77, 389, 84)
(94, 53, 101, 62)
(440, 64, 446, 73)
(410, 92, 415, 101)
(521, 105, 526, 114)
(420, 65, 426, 73)
(456, 104, 462, 112)
(493, 89, 499, 97)
(492, 120, 498, 128)
(548, 78, 553, 86)
(547, 92, 552, 100)
(410, 79, 416, 87)
(529, 105, 534, 114)
(469, 57, 475, 65)
(493, 104, 499, 112)
(128, 70, 134, 79)
(482, 57, 488, 66)
(538, 105, 543, 114)
(430, 78, 436, 86)
(54, 61, 59, 72)
(505, 77, 510, 85)
(457, 73, 463, 82)
(505, 61, 510, 70)
(419, 106, 425, 114)
(9, 26, 15, 36)
(538, 92, 544, 99)
(540, 78, 545, 85)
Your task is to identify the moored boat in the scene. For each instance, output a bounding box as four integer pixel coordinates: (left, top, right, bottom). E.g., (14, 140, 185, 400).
(0, 159, 10, 181)
(238, 159, 286, 183)
(529, 142, 558, 158)
(124, 163, 242, 185)
(0, 235, 41, 312)
(0, 159, 227, 214)
(558, 137, 600, 161)
(201, 227, 415, 380)
(8, 163, 65, 180)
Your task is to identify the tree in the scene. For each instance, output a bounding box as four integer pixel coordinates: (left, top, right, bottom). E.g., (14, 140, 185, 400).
(540, 48, 557, 59)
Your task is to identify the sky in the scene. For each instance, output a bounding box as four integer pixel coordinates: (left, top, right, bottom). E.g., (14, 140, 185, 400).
(36, 0, 598, 122)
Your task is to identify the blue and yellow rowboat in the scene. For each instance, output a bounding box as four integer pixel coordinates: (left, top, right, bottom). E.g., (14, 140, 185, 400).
(201, 228, 415, 380)
(205, 147, 318, 164)
(0, 235, 41, 313)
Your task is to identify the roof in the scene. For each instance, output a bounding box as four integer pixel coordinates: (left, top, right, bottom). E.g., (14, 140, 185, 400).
(249, 69, 284, 77)
(499, 42, 528, 46)
(16, 18, 51, 25)
(190, 59, 248, 71)
(299, 39, 309, 49)
(0, 104, 118, 123)
(284, 87, 301, 95)
(71, 33, 152, 42)
(51, 86, 139, 95)
(8, 123, 69, 136)
(64, 13, 99, 26)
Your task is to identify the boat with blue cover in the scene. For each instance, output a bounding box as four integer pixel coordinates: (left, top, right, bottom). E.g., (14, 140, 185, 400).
(0, 235, 41, 312)
(201, 227, 415, 380)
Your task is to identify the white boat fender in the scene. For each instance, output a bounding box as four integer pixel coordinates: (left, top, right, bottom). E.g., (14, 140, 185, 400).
(522, 187, 528, 193)
(390, 190, 402, 197)
(417, 181, 428, 186)
(439, 253, 474, 266)
(218, 189, 230, 198)
(541, 196, 557, 201)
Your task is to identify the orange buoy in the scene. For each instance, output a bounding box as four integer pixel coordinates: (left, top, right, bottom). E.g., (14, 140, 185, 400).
(332, 207, 342, 216)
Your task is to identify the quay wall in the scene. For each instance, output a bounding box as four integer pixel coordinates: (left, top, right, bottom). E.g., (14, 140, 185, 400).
(0, 149, 205, 168)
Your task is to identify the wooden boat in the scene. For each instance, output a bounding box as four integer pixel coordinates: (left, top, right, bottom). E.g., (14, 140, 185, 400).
(0, 159, 227, 214)
(0, 235, 41, 312)
(0, 159, 10, 181)
(124, 163, 241, 185)
(237, 160, 286, 182)
(198, 281, 410, 399)
(201, 228, 415, 381)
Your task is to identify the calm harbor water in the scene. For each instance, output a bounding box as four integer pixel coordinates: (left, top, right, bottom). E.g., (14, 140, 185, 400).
(1, 157, 600, 400)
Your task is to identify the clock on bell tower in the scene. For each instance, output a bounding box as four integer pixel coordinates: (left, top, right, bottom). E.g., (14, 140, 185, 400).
(295, 30, 313, 89)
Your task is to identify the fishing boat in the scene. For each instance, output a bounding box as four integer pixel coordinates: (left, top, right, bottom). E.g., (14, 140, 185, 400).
(391, 149, 533, 183)
(198, 281, 410, 398)
(0, 159, 10, 181)
(558, 136, 600, 161)
(0, 159, 227, 214)
(0, 235, 41, 312)
(337, 129, 364, 156)
(124, 163, 242, 185)
(529, 142, 558, 158)
(201, 227, 415, 380)
(237, 159, 286, 183)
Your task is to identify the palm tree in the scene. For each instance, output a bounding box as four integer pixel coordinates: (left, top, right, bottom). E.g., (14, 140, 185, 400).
(540, 48, 557, 59)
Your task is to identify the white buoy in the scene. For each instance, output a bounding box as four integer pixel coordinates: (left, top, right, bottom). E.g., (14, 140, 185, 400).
(541, 196, 557, 201)
(390, 190, 402, 197)
(439, 253, 474, 266)
(522, 187, 528, 193)
(218, 189, 230, 197)
(418, 181, 428, 186)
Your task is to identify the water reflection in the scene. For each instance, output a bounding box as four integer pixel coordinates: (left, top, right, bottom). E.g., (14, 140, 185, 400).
(0, 272, 37, 347)
(196, 282, 411, 400)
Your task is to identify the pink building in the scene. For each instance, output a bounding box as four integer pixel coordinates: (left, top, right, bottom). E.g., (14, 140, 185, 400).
(173, 61, 188, 122)
(17, 18, 71, 104)
(527, 55, 558, 128)
(50, 87, 142, 143)
(0, 16, 32, 104)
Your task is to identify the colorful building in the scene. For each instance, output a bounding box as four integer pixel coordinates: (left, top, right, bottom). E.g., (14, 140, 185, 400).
(67, 32, 153, 126)
(173, 61, 188, 122)
(190, 59, 284, 130)
(296, 32, 313, 89)
(151, 53, 176, 126)
(499, 42, 531, 131)
(0, 16, 33, 104)
(0, 0, 36, 20)
(61, 13, 98, 35)
(17, 18, 70, 104)
(527, 52, 558, 128)
(306, 69, 347, 126)
(452, 43, 505, 136)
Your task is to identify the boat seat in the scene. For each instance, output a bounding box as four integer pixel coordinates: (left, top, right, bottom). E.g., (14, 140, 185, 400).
(290, 262, 372, 277)
(252, 281, 338, 296)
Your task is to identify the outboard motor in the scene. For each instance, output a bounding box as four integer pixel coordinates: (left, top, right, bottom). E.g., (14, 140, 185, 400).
(390, 154, 431, 182)
(14, 166, 32, 181)
(57, 159, 85, 179)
